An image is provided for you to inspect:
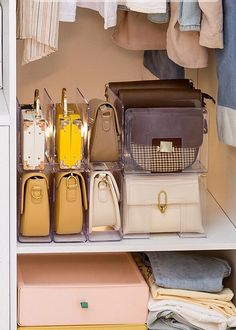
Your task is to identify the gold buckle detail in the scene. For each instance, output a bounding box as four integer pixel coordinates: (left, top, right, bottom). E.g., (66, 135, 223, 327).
(160, 141, 173, 153)
(66, 174, 78, 189)
(157, 190, 168, 214)
(31, 186, 43, 200)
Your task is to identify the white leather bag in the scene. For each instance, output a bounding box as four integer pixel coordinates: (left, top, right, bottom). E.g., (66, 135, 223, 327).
(123, 174, 204, 234)
(89, 171, 121, 233)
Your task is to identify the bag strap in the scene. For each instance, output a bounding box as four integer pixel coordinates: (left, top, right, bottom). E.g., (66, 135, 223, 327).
(21, 173, 49, 214)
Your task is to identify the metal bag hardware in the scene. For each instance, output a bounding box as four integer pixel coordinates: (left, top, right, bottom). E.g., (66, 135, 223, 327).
(21, 89, 46, 170)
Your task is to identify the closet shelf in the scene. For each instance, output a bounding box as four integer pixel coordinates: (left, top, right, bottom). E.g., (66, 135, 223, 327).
(0, 90, 10, 125)
(17, 192, 236, 254)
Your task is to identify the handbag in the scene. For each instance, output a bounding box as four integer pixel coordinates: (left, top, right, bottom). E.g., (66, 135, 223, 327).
(21, 89, 46, 170)
(125, 107, 206, 173)
(54, 172, 88, 235)
(20, 173, 50, 237)
(56, 88, 84, 169)
(123, 174, 204, 234)
(89, 172, 121, 233)
(89, 99, 120, 162)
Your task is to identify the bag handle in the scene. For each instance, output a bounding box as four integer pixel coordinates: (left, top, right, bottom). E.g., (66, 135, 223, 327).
(21, 173, 49, 214)
(61, 88, 68, 117)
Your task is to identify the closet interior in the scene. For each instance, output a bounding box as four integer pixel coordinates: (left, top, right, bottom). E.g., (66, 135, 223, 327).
(0, 1, 235, 330)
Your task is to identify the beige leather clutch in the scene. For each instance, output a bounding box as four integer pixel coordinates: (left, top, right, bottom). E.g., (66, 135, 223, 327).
(20, 173, 50, 237)
(54, 172, 88, 235)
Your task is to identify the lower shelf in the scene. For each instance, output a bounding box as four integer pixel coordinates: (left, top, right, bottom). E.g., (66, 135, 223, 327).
(17, 192, 236, 254)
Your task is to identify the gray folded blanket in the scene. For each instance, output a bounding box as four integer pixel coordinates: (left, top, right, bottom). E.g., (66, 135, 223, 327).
(145, 252, 231, 293)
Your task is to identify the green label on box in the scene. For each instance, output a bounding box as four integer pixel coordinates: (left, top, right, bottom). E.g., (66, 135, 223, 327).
(80, 301, 88, 309)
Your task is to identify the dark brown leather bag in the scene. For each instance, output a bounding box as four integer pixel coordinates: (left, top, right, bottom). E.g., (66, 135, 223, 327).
(125, 107, 205, 173)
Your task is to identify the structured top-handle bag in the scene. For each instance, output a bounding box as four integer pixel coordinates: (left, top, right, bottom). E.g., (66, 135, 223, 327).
(55, 172, 88, 235)
(89, 171, 121, 233)
(20, 173, 50, 237)
(89, 99, 120, 162)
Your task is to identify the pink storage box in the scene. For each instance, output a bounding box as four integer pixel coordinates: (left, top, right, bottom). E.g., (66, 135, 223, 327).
(18, 253, 149, 326)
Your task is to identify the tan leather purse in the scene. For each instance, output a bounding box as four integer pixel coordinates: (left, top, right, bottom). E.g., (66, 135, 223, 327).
(89, 99, 120, 162)
(54, 172, 88, 235)
(20, 173, 50, 237)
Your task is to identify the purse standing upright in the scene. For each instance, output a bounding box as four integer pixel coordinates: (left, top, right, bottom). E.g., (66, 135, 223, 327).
(54, 172, 88, 235)
(56, 88, 83, 169)
(21, 90, 46, 170)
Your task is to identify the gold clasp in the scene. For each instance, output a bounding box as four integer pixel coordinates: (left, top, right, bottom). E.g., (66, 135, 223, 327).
(66, 173, 78, 189)
(31, 185, 43, 200)
(157, 190, 168, 214)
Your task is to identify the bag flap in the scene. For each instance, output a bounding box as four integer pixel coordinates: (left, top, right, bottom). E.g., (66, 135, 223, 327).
(56, 172, 88, 210)
(125, 175, 200, 206)
(118, 88, 203, 110)
(21, 173, 49, 214)
(89, 99, 120, 136)
(126, 108, 204, 148)
(106, 79, 194, 95)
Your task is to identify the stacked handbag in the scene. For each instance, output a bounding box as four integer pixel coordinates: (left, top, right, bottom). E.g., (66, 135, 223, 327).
(18, 79, 213, 242)
(105, 78, 213, 237)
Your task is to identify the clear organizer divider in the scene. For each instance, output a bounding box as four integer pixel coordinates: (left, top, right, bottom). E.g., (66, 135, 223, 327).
(87, 169, 123, 242)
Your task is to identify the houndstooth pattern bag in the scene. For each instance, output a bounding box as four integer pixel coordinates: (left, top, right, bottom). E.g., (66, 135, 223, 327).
(130, 143, 198, 173)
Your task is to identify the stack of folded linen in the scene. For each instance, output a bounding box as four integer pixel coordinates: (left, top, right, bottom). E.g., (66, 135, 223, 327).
(135, 252, 236, 330)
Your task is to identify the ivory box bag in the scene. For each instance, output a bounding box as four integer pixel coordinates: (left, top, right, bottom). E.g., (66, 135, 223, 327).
(123, 174, 204, 234)
(21, 89, 46, 170)
(18, 253, 149, 326)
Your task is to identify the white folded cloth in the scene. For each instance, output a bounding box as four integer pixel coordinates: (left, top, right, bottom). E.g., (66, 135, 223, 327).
(148, 298, 236, 330)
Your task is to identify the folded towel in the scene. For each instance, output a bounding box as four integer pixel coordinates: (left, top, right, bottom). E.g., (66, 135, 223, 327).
(146, 252, 231, 293)
(148, 298, 236, 330)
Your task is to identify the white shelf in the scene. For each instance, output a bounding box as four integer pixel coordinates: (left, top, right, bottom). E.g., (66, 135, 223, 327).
(17, 192, 236, 254)
(0, 89, 10, 125)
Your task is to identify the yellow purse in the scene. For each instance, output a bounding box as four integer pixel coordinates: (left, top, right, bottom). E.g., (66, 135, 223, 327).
(56, 88, 83, 169)
(54, 172, 88, 234)
(20, 173, 50, 237)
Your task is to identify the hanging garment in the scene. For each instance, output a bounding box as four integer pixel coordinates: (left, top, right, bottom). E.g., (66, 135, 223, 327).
(112, 11, 167, 50)
(216, 0, 236, 146)
(178, 0, 201, 32)
(124, 0, 167, 14)
(17, 0, 59, 65)
(199, 0, 223, 49)
(148, 1, 170, 24)
(145, 252, 231, 293)
(77, 1, 118, 29)
(143, 50, 185, 79)
(148, 299, 236, 330)
(59, 0, 77, 22)
(167, 0, 208, 68)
